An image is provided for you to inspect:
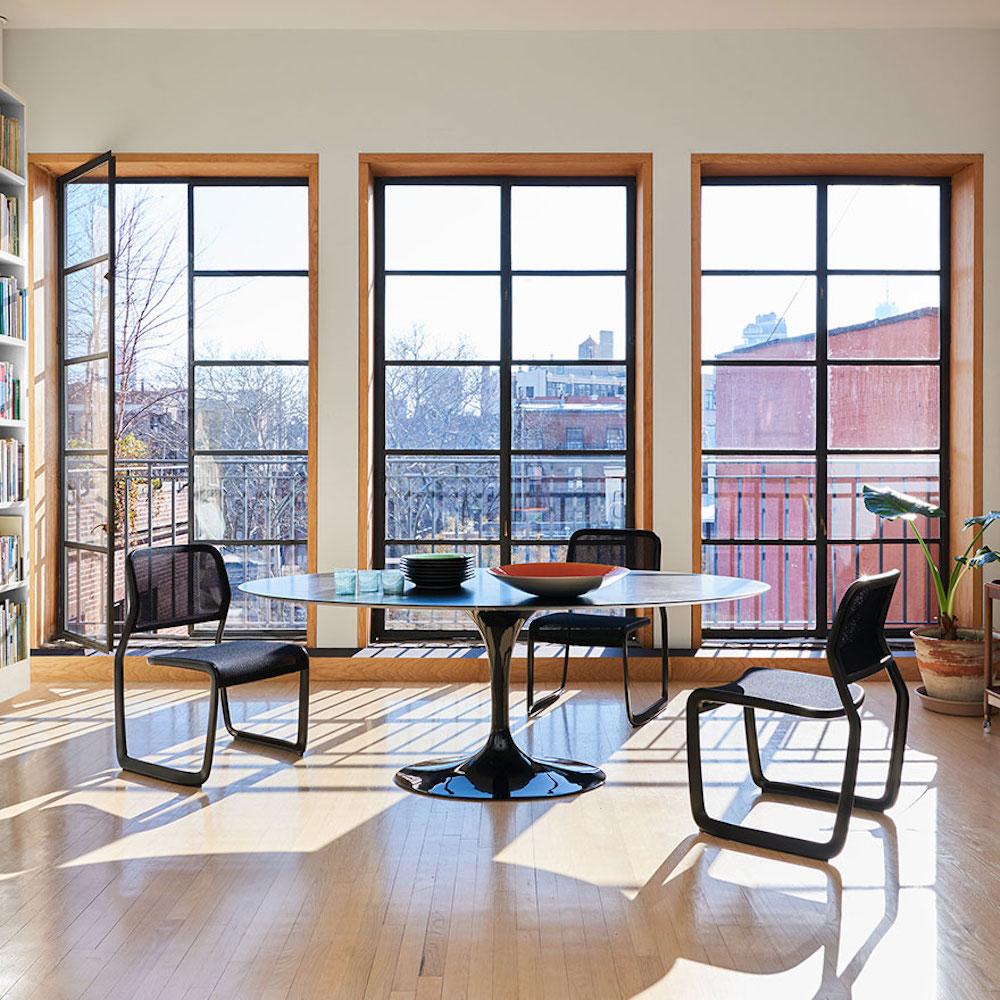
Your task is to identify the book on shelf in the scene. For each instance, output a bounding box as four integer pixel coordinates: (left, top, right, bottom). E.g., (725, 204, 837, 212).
(0, 438, 24, 504)
(0, 113, 20, 177)
(0, 193, 18, 258)
(0, 532, 21, 586)
(0, 277, 25, 340)
(0, 361, 20, 420)
(0, 598, 25, 667)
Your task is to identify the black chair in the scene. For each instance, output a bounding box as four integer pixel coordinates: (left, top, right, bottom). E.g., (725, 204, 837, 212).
(114, 544, 309, 786)
(526, 528, 670, 727)
(686, 569, 908, 861)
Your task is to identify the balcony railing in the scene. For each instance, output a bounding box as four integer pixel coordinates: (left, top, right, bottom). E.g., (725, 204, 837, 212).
(70, 458, 308, 632)
(701, 459, 938, 630)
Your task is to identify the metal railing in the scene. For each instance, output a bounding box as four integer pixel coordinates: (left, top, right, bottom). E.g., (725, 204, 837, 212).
(701, 463, 938, 629)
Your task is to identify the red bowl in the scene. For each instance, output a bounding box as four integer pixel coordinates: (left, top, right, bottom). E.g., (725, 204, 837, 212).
(488, 562, 627, 597)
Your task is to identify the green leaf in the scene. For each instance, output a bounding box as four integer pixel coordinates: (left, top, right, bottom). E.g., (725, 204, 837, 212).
(963, 511, 1000, 529)
(861, 484, 944, 522)
(967, 546, 1000, 568)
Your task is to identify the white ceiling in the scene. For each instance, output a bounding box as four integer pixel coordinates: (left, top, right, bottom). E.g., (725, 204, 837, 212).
(4, 0, 1000, 31)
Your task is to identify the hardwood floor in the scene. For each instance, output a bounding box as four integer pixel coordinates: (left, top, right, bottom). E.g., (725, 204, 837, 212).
(0, 679, 997, 999)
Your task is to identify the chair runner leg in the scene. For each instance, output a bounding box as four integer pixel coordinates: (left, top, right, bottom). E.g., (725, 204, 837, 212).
(115, 650, 219, 787)
(526, 632, 570, 718)
(622, 608, 670, 727)
(220, 669, 310, 755)
(688, 690, 862, 861)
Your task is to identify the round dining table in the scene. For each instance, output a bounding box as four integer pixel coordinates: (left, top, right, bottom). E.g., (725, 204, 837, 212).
(240, 569, 768, 801)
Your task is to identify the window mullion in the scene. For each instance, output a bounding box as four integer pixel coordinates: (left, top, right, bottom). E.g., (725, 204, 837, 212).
(500, 183, 513, 565)
(815, 181, 829, 638)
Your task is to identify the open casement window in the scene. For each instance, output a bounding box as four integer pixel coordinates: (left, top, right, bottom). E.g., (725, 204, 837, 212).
(60, 152, 116, 650)
(56, 156, 311, 651)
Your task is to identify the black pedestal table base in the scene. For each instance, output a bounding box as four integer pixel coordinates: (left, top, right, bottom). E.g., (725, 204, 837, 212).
(393, 609, 606, 800)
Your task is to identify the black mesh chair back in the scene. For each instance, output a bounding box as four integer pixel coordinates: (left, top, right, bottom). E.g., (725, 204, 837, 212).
(125, 543, 231, 634)
(827, 569, 899, 685)
(567, 528, 661, 571)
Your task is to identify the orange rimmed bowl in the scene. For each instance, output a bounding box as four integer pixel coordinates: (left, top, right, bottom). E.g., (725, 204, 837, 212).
(488, 562, 628, 598)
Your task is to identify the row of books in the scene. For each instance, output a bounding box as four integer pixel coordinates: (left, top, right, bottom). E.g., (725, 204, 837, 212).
(0, 113, 20, 176)
(0, 439, 23, 504)
(0, 362, 20, 420)
(0, 193, 18, 258)
(0, 599, 25, 667)
(0, 533, 20, 586)
(0, 278, 25, 340)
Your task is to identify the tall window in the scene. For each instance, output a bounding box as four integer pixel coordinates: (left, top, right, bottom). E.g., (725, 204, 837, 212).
(700, 178, 949, 636)
(60, 165, 310, 648)
(375, 178, 635, 636)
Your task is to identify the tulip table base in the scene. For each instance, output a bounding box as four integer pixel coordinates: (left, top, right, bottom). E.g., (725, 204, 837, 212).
(393, 609, 606, 799)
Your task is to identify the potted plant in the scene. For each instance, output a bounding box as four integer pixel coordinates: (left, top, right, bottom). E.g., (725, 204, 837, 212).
(862, 484, 1000, 706)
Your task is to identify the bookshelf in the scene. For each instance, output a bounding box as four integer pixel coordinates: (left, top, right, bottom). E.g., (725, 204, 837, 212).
(0, 79, 27, 705)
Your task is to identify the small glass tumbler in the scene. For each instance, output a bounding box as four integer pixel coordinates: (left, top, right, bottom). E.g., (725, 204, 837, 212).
(358, 569, 382, 594)
(334, 569, 357, 595)
(382, 569, 405, 595)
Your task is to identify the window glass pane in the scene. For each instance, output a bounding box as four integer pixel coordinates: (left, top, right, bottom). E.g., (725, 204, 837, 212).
(384, 185, 500, 271)
(65, 360, 108, 451)
(64, 163, 109, 267)
(221, 544, 307, 629)
(115, 184, 188, 461)
(386, 456, 499, 540)
(385, 276, 499, 361)
(194, 365, 307, 451)
(828, 366, 939, 450)
(704, 365, 815, 450)
(194, 455, 307, 541)
(702, 276, 816, 360)
(511, 543, 569, 564)
(827, 276, 939, 359)
(828, 184, 940, 271)
(65, 456, 108, 544)
(195, 276, 308, 360)
(512, 455, 626, 538)
(384, 543, 499, 631)
(194, 185, 308, 270)
(512, 185, 627, 270)
(65, 263, 109, 358)
(701, 185, 816, 271)
(512, 276, 625, 360)
(64, 547, 107, 640)
(702, 456, 816, 541)
(829, 542, 935, 628)
(512, 364, 625, 451)
(828, 456, 940, 540)
(386, 365, 499, 450)
(701, 543, 814, 629)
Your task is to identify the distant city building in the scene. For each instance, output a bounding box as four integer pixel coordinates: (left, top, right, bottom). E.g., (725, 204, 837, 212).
(741, 312, 788, 348)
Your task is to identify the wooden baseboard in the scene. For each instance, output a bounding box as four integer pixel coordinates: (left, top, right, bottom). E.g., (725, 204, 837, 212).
(28, 652, 920, 685)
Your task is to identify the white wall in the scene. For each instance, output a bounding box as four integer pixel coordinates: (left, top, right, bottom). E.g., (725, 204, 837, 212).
(7, 28, 999, 646)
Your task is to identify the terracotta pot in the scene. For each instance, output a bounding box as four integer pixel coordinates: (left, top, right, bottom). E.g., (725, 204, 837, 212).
(910, 626, 997, 702)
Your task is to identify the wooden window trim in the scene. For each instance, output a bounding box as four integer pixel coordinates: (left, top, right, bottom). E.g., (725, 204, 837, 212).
(28, 153, 320, 647)
(358, 153, 653, 647)
(690, 152, 984, 646)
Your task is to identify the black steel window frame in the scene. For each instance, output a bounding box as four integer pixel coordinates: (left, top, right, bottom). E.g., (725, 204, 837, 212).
(58, 152, 117, 651)
(58, 174, 310, 646)
(373, 175, 637, 640)
(700, 174, 951, 639)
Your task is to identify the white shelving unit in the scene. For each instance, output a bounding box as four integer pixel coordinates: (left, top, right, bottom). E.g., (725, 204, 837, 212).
(0, 79, 28, 705)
